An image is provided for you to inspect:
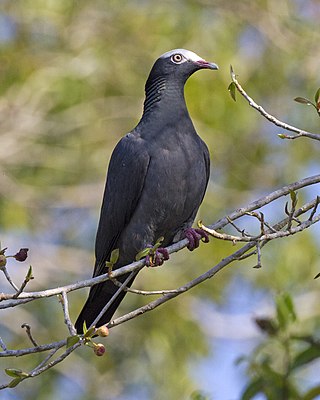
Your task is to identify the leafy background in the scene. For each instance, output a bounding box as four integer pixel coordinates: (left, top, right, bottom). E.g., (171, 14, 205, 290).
(0, 0, 319, 399)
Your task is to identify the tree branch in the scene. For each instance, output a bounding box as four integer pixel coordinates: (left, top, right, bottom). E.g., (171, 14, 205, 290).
(230, 66, 320, 141)
(59, 292, 76, 336)
(21, 324, 38, 347)
(108, 197, 320, 328)
(0, 174, 319, 389)
(0, 340, 66, 358)
(0, 174, 319, 309)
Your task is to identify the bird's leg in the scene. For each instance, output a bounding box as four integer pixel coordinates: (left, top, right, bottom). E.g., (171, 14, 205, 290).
(185, 228, 209, 251)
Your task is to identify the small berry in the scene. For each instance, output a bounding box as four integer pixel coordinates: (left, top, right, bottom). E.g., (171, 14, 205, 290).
(96, 326, 109, 337)
(93, 343, 106, 357)
(14, 248, 29, 262)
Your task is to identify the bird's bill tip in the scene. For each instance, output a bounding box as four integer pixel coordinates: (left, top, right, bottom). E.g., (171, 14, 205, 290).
(196, 60, 219, 70)
(208, 62, 219, 70)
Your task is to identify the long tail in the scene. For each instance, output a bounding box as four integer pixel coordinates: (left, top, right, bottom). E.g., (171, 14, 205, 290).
(75, 273, 137, 334)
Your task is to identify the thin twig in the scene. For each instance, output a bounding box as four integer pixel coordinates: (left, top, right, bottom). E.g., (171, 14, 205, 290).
(21, 324, 39, 347)
(0, 340, 66, 358)
(211, 175, 320, 233)
(13, 280, 29, 298)
(0, 342, 78, 389)
(30, 347, 60, 374)
(253, 243, 262, 269)
(285, 193, 298, 230)
(226, 216, 248, 236)
(201, 213, 320, 243)
(235, 197, 319, 261)
(308, 196, 320, 221)
(90, 271, 137, 328)
(0, 297, 34, 309)
(0, 337, 7, 351)
(59, 292, 76, 335)
(245, 211, 277, 233)
(111, 277, 180, 295)
(1, 342, 81, 389)
(13, 267, 33, 299)
(29, 342, 81, 378)
(230, 66, 320, 141)
(197, 225, 241, 243)
(1, 266, 19, 291)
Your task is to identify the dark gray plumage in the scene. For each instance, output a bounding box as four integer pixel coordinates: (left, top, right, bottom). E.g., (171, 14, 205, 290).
(75, 49, 218, 333)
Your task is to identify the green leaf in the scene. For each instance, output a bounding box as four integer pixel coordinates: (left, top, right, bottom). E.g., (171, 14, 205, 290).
(276, 298, 287, 329)
(291, 345, 320, 371)
(230, 64, 235, 78)
(135, 237, 165, 261)
(302, 385, 320, 400)
(278, 133, 288, 139)
(276, 293, 296, 329)
(228, 82, 236, 101)
(84, 326, 96, 339)
(105, 261, 113, 271)
(82, 321, 88, 335)
(314, 88, 320, 104)
(26, 265, 33, 281)
(190, 390, 210, 400)
(289, 190, 297, 205)
(154, 236, 164, 248)
(234, 355, 247, 366)
(110, 248, 119, 265)
(260, 362, 284, 387)
(8, 377, 23, 388)
(294, 97, 313, 105)
(66, 335, 80, 348)
(5, 368, 28, 387)
(291, 335, 316, 345)
(135, 247, 151, 261)
(240, 378, 263, 400)
(282, 292, 297, 321)
(5, 368, 24, 378)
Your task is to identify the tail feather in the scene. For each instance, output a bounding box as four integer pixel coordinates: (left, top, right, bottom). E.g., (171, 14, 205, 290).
(75, 273, 136, 334)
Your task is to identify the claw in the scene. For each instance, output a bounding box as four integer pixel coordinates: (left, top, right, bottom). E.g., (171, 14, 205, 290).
(185, 228, 209, 251)
(157, 248, 170, 261)
(136, 236, 169, 267)
(145, 247, 170, 267)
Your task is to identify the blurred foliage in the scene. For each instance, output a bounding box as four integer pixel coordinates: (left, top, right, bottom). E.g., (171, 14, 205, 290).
(0, 0, 319, 399)
(240, 293, 320, 400)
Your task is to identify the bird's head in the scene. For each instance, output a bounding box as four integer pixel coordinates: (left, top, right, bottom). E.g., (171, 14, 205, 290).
(147, 49, 218, 85)
(143, 49, 218, 115)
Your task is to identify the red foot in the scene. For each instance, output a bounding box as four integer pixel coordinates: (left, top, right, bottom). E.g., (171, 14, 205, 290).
(185, 228, 209, 251)
(146, 247, 170, 267)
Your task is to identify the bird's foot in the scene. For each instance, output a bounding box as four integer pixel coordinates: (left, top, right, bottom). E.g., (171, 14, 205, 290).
(136, 236, 169, 267)
(185, 228, 209, 251)
(146, 247, 169, 267)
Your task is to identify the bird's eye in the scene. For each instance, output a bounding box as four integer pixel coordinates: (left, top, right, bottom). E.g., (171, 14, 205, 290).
(171, 54, 184, 64)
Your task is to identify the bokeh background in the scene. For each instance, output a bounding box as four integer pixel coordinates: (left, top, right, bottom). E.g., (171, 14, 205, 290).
(0, 0, 319, 399)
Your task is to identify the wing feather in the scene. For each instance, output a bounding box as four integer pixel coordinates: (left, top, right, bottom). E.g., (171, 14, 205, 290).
(93, 134, 150, 277)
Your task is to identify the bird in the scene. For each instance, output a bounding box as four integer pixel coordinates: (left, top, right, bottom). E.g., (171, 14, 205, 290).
(75, 49, 218, 333)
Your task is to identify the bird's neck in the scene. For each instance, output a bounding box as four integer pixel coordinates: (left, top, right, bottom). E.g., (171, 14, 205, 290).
(142, 77, 189, 120)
